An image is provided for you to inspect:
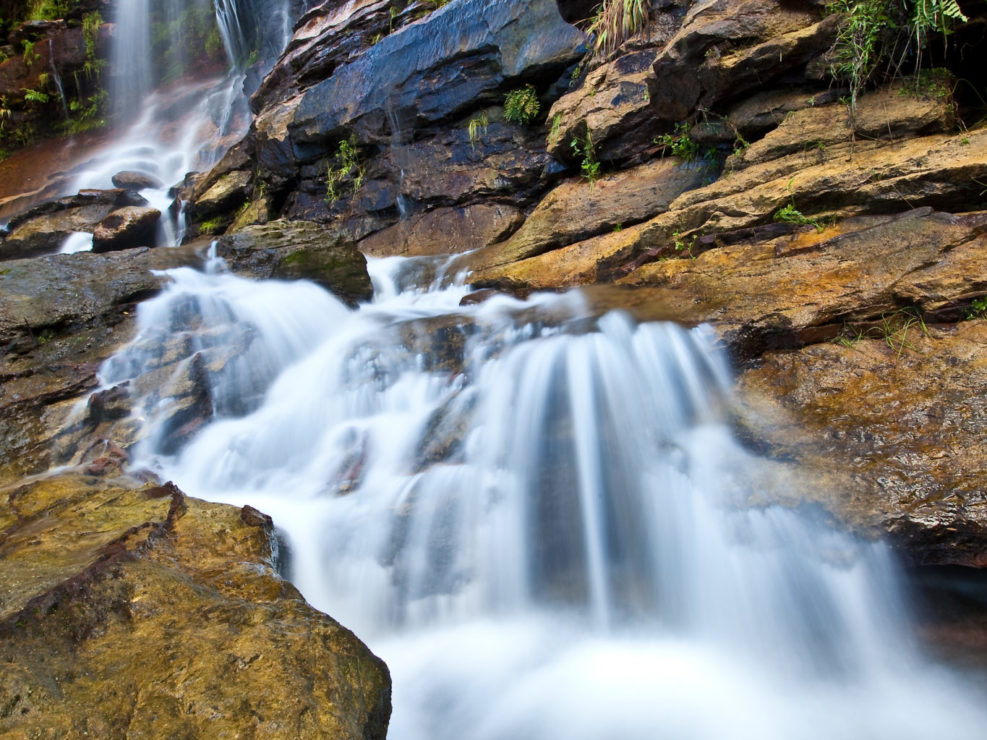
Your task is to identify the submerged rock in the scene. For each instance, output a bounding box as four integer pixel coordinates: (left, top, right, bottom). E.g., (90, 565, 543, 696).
(0, 472, 391, 738)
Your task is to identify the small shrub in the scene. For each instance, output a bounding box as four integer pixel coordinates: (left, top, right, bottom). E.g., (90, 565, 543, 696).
(966, 296, 987, 319)
(827, 0, 968, 111)
(468, 111, 488, 151)
(325, 135, 365, 205)
(504, 85, 540, 126)
(654, 122, 700, 161)
(588, 0, 650, 56)
(571, 130, 600, 185)
(773, 178, 823, 231)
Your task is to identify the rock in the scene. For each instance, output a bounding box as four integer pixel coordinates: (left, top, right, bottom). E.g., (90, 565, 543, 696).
(0, 245, 205, 483)
(358, 203, 522, 257)
(111, 170, 165, 191)
(468, 157, 707, 271)
(733, 320, 987, 567)
(92, 206, 162, 252)
(1, 190, 147, 260)
(285, 0, 586, 151)
(387, 120, 557, 207)
(724, 79, 955, 172)
(191, 168, 253, 216)
(648, 0, 837, 123)
(0, 473, 391, 738)
(252, 0, 397, 111)
(545, 48, 662, 163)
(612, 208, 987, 358)
(215, 220, 374, 306)
(471, 126, 987, 293)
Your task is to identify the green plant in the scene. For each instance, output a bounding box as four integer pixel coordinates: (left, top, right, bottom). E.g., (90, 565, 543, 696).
(504, 85, 540, 126)
(879, 308, 928, 359)
(966, 296, 987, 319)
(548, 113, 564, 146)
(773, 178, 823, 231)
(827, 0, 968, 111)
(325, 135, 365, 204)
(22, 39, 39, 67)
(672, 231, 697, 258)
(467, 111, 488, 151)
(571, 130, 600, 185)
(654, 122, 700, 161)
(588, 0, 650, 56)
(199, 216, 225, 234)
(22, 88, 49, 104)
(774, 202, 823, 230)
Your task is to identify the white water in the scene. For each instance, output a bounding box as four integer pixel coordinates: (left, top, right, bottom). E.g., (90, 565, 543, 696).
(65, 0, 293, 249)
(92, 255, 987, 738)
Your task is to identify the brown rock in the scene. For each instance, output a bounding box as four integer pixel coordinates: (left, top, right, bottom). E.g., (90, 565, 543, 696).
(649, 0, 836, 123)
(468, 157, 706, 272)
(0, 472, 391, 738)
(733, 320, 987, 567)
(111, 170, 165, 191)
(616, 209, 987, 357)
(471, 127, 987, 292)
(545, 49, 659, 162)
(92, 206, 162, 252)
(359, 203, 522, 257)
(725, 80, 955, 172)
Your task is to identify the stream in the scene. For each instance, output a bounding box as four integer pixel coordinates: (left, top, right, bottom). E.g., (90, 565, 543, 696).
(91, 253, 987, 739)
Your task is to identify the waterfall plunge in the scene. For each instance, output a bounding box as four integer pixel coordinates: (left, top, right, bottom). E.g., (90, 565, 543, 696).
(69, 0, 292, 246)
(92, 255, 987, 739)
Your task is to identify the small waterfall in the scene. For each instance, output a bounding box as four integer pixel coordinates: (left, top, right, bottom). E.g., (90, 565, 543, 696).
(47, 39, 70, 118)
(67, 0, 294, 248)
(89, 257, 987, 739)
(109, 0, 152, 118)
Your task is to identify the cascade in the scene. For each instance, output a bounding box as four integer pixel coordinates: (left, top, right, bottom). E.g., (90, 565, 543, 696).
(90, 254, 987, 739)
(67, 0, 293, 247)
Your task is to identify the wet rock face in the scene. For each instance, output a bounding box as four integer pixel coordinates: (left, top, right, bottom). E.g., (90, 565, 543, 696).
(0, 246, 205, 484)
(0, 473, 391, 738)
(734, 321, 987, 567)
(285, 0, 586, 150)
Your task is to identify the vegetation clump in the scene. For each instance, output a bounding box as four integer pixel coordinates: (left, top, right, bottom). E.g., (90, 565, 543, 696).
(570, 129, 600, 185)
(655, 122, 700, 162)
(587, 0, 650, 56)
(827, 0, 968, 110)
(504, 85, 540, 126)
(325, 135, 366, 205)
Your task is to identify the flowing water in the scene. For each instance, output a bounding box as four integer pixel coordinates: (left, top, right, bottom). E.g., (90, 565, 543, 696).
(67, 0, 293, 247)
(91, 254, 987, 739)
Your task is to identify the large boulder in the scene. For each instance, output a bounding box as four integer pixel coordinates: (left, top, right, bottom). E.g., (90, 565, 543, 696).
(0, 472, 391, 738)
(467, 156, 707, 270)
(1, 190, 146, 260)
(215, 220, 374, 306)
(92, 205, 162, 252)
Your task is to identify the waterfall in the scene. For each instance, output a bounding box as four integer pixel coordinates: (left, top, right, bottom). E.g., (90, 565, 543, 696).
(90, 255, 987, 739)
(67, 0, 293, 247)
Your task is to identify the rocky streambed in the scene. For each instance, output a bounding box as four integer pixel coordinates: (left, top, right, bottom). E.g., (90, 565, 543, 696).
(1, 0, 987, 733)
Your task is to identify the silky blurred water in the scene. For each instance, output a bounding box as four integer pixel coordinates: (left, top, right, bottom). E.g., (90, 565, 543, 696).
(95, 255, 987, 739)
